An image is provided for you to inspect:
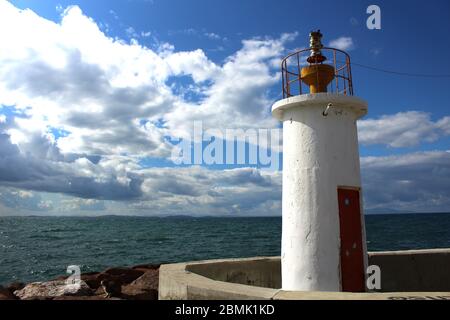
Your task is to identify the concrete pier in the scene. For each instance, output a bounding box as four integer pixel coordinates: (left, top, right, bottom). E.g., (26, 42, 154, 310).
(159, 249, 450, 300)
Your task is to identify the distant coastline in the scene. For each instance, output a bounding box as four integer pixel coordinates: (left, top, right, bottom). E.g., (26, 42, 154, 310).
(1, 211, 450, 218)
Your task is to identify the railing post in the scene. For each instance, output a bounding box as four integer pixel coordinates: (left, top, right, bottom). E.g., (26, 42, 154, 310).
(347, 56, 353, 95)
(333, 50, 339, 94)
(282, 60, 286, 98)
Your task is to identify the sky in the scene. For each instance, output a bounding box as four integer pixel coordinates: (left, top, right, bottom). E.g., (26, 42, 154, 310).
(0, 0, 449, 216)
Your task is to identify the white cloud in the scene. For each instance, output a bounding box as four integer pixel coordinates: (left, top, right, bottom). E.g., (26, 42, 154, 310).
(0, 187, 52, 211)
(0, 132, 144, 200)
(2, 148, 449, 215)
(164, 49, 220, 83)
(358, 111, 450, 147)
(130, 166, 282, 216)
(125, 26, 138, 38)
(0, 2, 297, 213)
(328, 36, 354, 51)
(0, 1, 292, 160)
(163, 34, 294, 139)
(1, 138, 449, 215)
(0, 2, 449, 216)
(204, 32, 221, 40)
(109, 9, 119, 20)
(130, 151, 450, 215)
(0, 2, 176, 158)
(38, 200, 54, 210)
(60, 198, 105, 211)
(437, 116, 450, 135)
(361, 151, 450, 212)
(0, 129, 282, 215)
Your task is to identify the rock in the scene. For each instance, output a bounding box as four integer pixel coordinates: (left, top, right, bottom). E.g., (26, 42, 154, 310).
(103, 267, 144, 285)
(21, 296, 54, 301)
(7, 282, 25, 293)
(80, 272, 103, 290)
(100, 279, 122, 298)
(132, 263, 160, 271)
(5, 263, 160, 300)
(121, 269, 159, 300)
(94, 286, 107, 296)
(0, 285, 17, 300)
(79, 269, 143, 291)
(53, 295, 120, 300)
(14, 280, 92, 300)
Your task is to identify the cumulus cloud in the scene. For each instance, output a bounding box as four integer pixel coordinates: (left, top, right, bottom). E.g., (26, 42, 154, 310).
(130, 151, 450, 215)
(60, 198, 105, 211)
(1, 146, 449, 215)
(0, 132, 143, 200)
(204, 32, 221, 40)
(163, 33, 297, 141)
(168, 28, 224, 41)
(0, 1, 290, 160)
(328, 36, 354, 51)
(0, 124, 283, 214)
(358, 111, 450, 147)
(0, 188, 53, 211)
(361, 151, 450, 212)
(0, 2, 176, 159)
(164, 49, 220, 83)
(131, 166, 282, 216)
(0, 1, 294, 211)
(0, 1, 448, 216)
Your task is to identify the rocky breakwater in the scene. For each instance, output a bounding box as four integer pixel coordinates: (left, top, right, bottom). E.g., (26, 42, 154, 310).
(0, 264, 159, 300)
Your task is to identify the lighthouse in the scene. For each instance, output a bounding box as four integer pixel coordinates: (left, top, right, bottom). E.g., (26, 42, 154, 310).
(272, 31, 368, 292)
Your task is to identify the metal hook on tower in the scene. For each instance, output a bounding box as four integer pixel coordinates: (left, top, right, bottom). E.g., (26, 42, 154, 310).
(323, 103, 333, 116)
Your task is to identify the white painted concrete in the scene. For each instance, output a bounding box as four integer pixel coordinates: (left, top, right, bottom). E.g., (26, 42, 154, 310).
(272, 93, 368, 291)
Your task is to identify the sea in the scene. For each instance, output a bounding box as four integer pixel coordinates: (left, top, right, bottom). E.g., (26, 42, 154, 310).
(1, 213, 450, 286)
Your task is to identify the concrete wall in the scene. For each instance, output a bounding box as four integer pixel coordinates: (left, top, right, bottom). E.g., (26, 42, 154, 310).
(159, 257, 279, 300)
(159, 249, 450, 300)
(186, 257, 280, 289)
(369, 249, 450, 292)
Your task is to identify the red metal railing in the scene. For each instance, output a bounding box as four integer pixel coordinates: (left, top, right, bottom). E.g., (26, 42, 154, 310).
(281, 47, 353, 98)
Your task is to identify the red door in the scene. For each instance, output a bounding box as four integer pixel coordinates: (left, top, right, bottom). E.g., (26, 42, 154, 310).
(337, 188, 365, 292)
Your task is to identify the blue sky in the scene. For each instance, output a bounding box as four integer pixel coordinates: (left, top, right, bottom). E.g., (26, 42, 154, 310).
(0, 0, 449, 215)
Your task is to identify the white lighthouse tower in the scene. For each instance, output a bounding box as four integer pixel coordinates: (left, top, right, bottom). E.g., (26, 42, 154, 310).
(272, 31, 368, 292)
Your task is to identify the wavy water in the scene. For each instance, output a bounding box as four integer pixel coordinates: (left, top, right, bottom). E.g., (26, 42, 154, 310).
(1, 213, 450, 285)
